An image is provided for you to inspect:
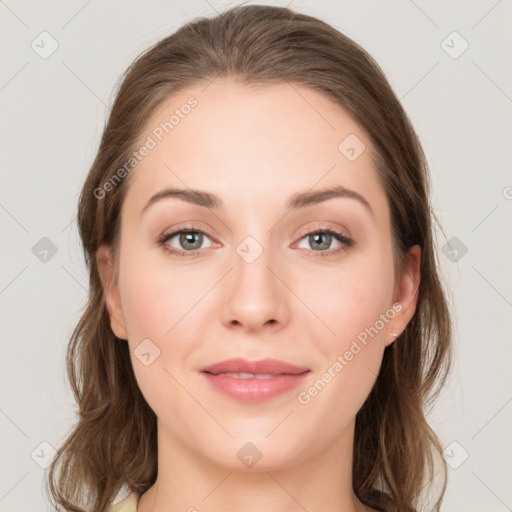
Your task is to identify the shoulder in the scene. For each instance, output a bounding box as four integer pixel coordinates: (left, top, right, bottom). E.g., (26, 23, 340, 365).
(108, 491, 140, 512)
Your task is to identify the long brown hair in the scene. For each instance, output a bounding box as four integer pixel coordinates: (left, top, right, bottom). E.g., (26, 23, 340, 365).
(45, 4, 452, 511)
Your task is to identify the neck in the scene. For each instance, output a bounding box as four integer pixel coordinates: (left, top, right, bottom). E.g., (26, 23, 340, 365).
(137, 418, 375, 512)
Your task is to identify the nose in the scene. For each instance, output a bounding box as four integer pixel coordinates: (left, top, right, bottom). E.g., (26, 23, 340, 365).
(219, 240, 290, 333)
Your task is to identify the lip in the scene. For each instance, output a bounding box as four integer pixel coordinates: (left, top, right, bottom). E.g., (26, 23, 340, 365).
(200, 358, 310, 403)
(200, 357, 310, 376)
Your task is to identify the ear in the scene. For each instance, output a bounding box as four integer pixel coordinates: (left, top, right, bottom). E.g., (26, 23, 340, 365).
(96, 244, 128, 340)
(384, 244, 421, 347)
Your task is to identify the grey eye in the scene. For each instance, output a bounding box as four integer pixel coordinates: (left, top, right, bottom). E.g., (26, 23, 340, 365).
(297, 231, 342, 251)
(165, 231, 213, 251)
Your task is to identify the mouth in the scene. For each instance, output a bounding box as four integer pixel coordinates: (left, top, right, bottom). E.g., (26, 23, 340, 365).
(200, 358, 310, 403)
(200, 357, 310, 376)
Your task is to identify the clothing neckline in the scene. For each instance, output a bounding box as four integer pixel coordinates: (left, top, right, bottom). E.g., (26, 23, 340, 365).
(108, 490, 140, 512)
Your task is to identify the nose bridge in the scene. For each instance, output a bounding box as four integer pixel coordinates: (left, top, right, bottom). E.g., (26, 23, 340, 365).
(220, 230, 289, 331)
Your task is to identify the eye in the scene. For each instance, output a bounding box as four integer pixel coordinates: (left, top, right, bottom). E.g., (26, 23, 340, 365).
(157, 228, 214, 256)
(295, 227, 353, 257)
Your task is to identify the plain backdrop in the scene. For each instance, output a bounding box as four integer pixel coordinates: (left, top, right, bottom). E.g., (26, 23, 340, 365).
(1, 1, 511, 511)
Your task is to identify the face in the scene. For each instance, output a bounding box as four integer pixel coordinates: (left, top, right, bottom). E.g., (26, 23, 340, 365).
(98, 79, 420, 471)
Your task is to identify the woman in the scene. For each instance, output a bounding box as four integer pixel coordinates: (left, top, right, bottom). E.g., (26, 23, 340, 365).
(46, 4, 452, 512)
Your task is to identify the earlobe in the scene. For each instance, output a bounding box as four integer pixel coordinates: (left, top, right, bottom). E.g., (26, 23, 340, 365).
(96, 245, 128, 340)
(385, 245, 422, 346)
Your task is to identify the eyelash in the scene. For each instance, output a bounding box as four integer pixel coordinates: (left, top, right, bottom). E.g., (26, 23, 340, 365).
(157, 224, 353, 259)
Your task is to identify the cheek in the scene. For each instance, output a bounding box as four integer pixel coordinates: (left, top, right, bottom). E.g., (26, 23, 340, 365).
(294, 253, 394, 405)
(118, 240, 205, 341)
(296, 253, 395, 346)
(117, 248, 198, 413)
(117, 240, 214, 400)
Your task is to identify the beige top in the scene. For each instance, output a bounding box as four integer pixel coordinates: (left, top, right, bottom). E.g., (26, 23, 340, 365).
(108, 491, 140, 512)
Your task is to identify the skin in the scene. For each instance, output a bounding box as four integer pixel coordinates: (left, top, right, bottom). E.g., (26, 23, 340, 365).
(97, 79, 420, 512)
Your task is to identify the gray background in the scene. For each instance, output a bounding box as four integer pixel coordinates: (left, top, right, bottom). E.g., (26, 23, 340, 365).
(1, 0, 511, 510)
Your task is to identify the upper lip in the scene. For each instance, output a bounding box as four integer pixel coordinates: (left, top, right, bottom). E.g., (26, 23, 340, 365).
(200, 357, 310, 376)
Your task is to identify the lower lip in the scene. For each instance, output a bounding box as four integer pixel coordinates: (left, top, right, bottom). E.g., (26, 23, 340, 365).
(202, 372, 310, 403)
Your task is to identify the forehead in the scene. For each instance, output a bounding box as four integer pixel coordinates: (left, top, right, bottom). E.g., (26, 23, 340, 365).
(123, 79, 388, 221)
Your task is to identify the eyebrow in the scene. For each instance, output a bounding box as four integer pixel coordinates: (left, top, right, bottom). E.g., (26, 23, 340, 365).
(141, 184, 373, 217)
